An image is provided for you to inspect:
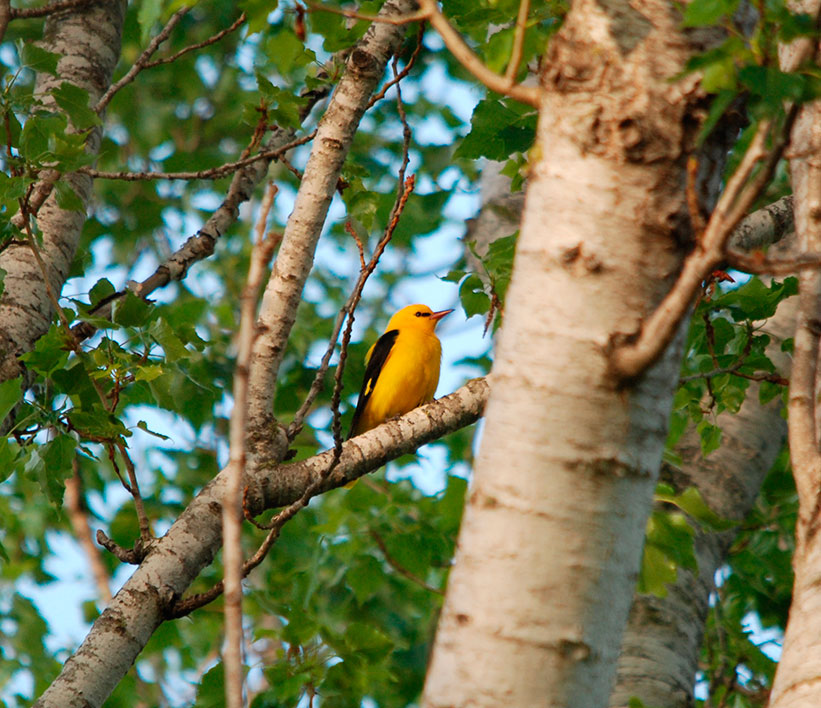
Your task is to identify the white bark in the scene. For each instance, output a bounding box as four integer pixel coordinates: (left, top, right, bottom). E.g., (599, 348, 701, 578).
(768, 9, 821, 702)
(0, 0, 126, 382)
(423, 1, 700, 705)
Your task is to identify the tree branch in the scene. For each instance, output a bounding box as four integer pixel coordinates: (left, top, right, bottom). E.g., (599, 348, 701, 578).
(34, 377, 488, 708)
(222, 183, 278, 708)
(0, 0, 126, 384)
(94, 7, 189, 114)
(417, 0, 540, 106)
(70, 107, 325, 345)
(609, 109, 800, 381)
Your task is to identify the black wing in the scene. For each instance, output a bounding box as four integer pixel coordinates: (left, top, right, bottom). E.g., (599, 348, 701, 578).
(348, 329, 399, 438)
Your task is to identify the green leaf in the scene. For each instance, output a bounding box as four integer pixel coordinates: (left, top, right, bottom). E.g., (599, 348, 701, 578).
(344, 622, 395, 661)
(346, 555, 385, 604)
(696, 419, 722, 456)
(0, 376, 22, 425)
(151, 318, 190, 361)
(136, 419, 170, 440)
(26, 434, 76, 504)
(482, 233, 517, 304)
(89, 278, 116, 307)
(241, 0, 277, 34)
(193, 663, 227, 708)
(683, 0, 740, 26)
(20, 112, 68, 160)
(655, 486, 737, 531)
(137, 0, 164, 42)
(53, 180, 85, 211)
(455, 98, 537, 161)
(135, 364, 164, 383)
(20, 43, 60, 76)
(459, 274, 490, 318)
(20, 326, 70, 375)
(50, 82, 101, 130)
(0, 437, 18, 484)
(113, 291, 154, 327)
(67, 409, 131, 440)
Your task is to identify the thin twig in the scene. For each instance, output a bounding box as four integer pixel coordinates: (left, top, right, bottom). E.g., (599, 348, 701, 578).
(287, 59, 415, 443)
(305, 1, 428, 25)
(116, 440, 153, 542)
(143, 13, 247, 69)
(366, 21, 425, 108)
(0, 0, 10, 45)
(10, 0, 91, 19)
(172, 68, 420, 620)
(679, 367, 788, 386)
(78, 132, 316, 181)
(726, 249, 821, 274)
(65, 459, 113, 603)
(417, 0, 539, 106)
(370, 530, 444, 594)
(223, 182, 278, 708)
(610, 106, 801, 381)
(95, 8, 189, 114)
(686, 154, 706, 237)
(504, 0, 530, 84)
(20, 199, 155, 549)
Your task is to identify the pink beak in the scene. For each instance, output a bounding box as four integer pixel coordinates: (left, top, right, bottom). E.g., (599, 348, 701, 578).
(430, 308, 454, 323)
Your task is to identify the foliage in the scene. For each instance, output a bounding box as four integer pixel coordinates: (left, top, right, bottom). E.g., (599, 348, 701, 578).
(0, 0, 813, 706)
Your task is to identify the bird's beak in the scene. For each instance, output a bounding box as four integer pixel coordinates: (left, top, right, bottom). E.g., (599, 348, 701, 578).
(430, 308, 454, 323)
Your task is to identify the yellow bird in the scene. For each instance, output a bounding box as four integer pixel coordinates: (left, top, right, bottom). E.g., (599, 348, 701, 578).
(349, 304, 453, 438)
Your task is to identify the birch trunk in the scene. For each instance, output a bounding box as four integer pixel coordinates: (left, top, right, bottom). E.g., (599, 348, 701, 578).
(0, 0, 126, 382)
(423, 2, 700, 705)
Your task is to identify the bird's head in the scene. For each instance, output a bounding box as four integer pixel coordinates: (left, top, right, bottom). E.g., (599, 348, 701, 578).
(387, 304, 453, 333)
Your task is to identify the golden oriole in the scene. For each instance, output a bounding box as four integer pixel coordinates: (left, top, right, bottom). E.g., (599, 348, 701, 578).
(349, 304, 453, 438)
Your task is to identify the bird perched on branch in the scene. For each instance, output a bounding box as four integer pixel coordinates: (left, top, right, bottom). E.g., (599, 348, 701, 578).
(349, 304, 453, 438)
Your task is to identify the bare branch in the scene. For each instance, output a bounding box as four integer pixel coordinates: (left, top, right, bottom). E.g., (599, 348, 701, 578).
(115, 441, 153, 541)
(79, 131, 316, 181)
(367, 21, 425, 108)
(305, 1, 428, 25)
(143, 12, 247, 69)
(95, 8, 189, 114)
(288, 67, 416, 443)
(0, 0, 11, 45)
(244, 0, 417, 470)
(70, 107, 326, 345)
(504, 0, 530, 84)
(10, 0, 92, 19)
(65, 461, 112, 603)
(417, 0, 540, 106)
(171, 377, 488, 618)
(223, 183, 278, 708)
(609, 109, 799, 381)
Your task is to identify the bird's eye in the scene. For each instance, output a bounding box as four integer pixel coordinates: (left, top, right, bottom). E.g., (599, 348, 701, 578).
(415, 311, 429, 318)
(415, 311, 422, 317)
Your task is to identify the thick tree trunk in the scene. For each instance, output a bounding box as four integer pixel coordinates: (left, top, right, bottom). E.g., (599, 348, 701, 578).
(0, 0, 126, 383)
(423, 2, 700, 705)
